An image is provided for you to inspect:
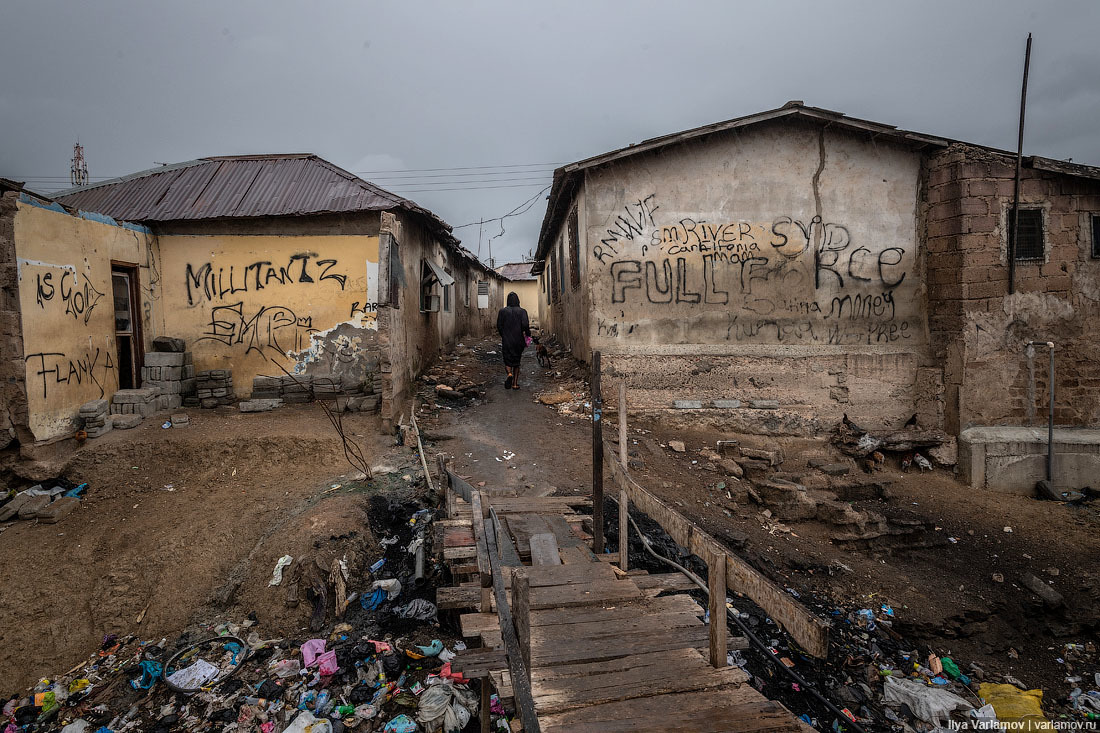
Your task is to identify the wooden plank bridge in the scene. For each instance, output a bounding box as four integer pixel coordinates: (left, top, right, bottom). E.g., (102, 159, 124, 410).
(435, 449, 825, 733)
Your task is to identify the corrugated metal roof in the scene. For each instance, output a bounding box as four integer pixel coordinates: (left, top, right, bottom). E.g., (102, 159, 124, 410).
(53, 154, 453, 236)
(495, 262, 537, 281)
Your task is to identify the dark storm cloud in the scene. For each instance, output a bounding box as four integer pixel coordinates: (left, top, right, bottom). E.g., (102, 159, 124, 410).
(1, 0, 1097, 263)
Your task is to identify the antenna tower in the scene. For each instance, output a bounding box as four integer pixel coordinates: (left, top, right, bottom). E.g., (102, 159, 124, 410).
(70, 141, 89, 186)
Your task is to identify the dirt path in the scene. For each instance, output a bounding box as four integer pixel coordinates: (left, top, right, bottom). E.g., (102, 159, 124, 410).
(415, 336, 1099, 704)
(0, 405, 393, 692)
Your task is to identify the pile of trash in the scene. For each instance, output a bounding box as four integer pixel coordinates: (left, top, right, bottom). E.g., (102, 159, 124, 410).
(1, 502, 492, 732)
(731, 596, 1100, 732)
(0, 479, 87, 526)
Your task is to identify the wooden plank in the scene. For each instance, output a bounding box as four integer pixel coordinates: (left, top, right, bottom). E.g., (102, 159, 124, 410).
(487, 497, 592, 514)
(460, 612, 500, 639)
(619, 489, 629, 572)
(491, 669, 513, 702)
(527, 594, 702, 627)
(450, 648, 508, 677)
(443, 526, 475, 546)
(529, 611, 703, 642)
(505, 513, 554, 557)
(529, 581, 643, 610)
(480, 629, 503, 649)
(529, 625, 712, 666)
(539, 687, 806, 733)
(529, 533, 562, 566)
(708, 552, 727, 669)
(470, 491, 493, 613)
(444, 546, 478, 560)
(531, 648, 746, 715)
(438, 586, 479, 610)
(605, 448, 830, 659)
(558, 545, 596, 565)
(494, 511, 523, 567)
(482, 510, 542, 733)
(517, 562, 617, 588)
(542, 514, 583, 549)
(596, 552, 619, 563)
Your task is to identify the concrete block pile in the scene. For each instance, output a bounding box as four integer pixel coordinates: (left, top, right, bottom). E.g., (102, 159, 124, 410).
(194, 370, 235, 409)
(111, 388, 158, 420)
(141, 350, 196, 411)
(78, 398, 111, 438)
(247, 372, 381, 412)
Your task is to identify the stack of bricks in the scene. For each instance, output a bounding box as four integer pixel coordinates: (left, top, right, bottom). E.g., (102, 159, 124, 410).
(141, 351, 196, 412)
(111, 388, 158, 418)
(247, 372, 382, 412)
(195, 370, 235, 409)
(79, 398, 111, 438)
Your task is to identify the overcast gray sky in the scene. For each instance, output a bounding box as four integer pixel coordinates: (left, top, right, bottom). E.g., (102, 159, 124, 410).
(2, 1, 1098, 264)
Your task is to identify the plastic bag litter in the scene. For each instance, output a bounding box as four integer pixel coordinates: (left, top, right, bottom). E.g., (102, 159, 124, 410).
(283, 710, 334, 733)
(883, 675, 972, 725)
(269, 555, 294, 586)
(978, 683, 1052, 732)
(397, 598, 437, 621)
(59, 721, 91, 733)
(416, 639, 444, 657)
(383, 714, 417, 733)
(301, 639, 327, 667)
(371, 578, 403, 601)
(165, 659, 219, 690)
(417, 680, 478, 733)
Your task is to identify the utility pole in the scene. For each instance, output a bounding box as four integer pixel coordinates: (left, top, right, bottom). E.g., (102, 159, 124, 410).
(1008, 33, 1032, 294)
(70, 141, 89, 187)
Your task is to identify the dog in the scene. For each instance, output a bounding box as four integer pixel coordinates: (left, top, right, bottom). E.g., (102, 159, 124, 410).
(533, 336, 551, 368)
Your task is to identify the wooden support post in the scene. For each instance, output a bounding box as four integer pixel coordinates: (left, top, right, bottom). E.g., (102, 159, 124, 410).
(470, 491, 492, 614)
(437, 454, 452, 517)
(591, 351, 604, 555)
(619, 489, 629, 572)
(708, 552, 727, 669)
(512, 570, 532, 673)
(480, 676, 491, 733)
(618, 381, 627, 467)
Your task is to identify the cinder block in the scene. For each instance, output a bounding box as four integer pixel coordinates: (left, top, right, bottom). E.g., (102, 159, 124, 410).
(79, 398, 109, 415)
(144, 352, 186, 367)
(673, 400, 703, 409)
(152, 336, 186, 352)
(239, 398, 283, 413)
(112, 414, 142, 429)
(713, 399, 741, 409)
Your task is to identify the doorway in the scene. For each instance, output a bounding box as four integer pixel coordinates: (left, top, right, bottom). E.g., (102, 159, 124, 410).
(111, 264, 143, 390)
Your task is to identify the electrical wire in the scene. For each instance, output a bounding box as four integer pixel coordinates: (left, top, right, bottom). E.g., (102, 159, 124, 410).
(606, 493, 870, 733)
(450, 184, 551, 230)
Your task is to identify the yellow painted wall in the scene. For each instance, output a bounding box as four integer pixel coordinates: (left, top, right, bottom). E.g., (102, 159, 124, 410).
(157, 234, 380, 395)
(14, 201, 157, 441)
(503, 280, 540, 326)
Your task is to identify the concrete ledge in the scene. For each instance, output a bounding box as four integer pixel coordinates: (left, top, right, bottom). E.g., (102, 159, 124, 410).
(959, 426, 1100, 494)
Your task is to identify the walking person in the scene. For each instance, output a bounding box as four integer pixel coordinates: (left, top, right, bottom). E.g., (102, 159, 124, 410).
(496, 291, 531, 390)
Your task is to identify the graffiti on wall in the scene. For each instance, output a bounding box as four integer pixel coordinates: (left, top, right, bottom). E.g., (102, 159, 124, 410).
(592, 194, 915, 344)
(25, 347, 116, 400)
(185, 253, 349, 306)
(20, 260, 106, 325)
(196, 301, 318, 361)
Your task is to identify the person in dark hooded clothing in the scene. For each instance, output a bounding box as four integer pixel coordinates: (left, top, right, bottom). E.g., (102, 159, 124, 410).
(496, 291, 531, 389)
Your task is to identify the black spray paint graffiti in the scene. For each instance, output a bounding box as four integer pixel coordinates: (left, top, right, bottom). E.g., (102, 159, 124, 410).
(196, 302, 318, 361)
(349, 302, 379, 317)
(25, 348, 116, 400)
(769, 216, 906, 290)
(185, 253, 348, 306)
(35, 270, 105, 325)
(593, 194, 659, 265)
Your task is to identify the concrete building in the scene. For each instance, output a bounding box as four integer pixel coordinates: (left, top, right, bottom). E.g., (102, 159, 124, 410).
(533, 102, 1100, 491)
(494, 261, 540, 326)
(1, 155, 507, 456)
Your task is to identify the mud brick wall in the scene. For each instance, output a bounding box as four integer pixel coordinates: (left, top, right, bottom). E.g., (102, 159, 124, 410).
(0, 190, 28, 450)
(925, 144, 1100, 432)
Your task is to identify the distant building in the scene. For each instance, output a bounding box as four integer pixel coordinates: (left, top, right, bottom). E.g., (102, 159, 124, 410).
(1, 155, 506, 450)
(533, 102, 1100, 492)
(494, 261, 539, 326)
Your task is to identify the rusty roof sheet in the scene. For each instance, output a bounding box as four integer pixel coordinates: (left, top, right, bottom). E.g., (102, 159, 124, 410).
(495, 262, 537, 280)
(53, 154, 454, 236)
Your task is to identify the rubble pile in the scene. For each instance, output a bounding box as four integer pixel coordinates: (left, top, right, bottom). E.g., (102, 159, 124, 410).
(0, 479, 86, 525)
(188, 370, 235, 410)
(77, 399, 111, 439)
(141, 344, 197, 412)
(248, 374, 381, 413)
(0, 489, 499, 733)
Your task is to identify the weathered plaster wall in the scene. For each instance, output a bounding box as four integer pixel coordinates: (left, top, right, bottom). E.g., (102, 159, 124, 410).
(13, 199, 157, 441)
(377, 212, 505, 430)
(579, 120, 930, 431)
(156, 230, 380, 396)
(1, 191, 26, 450)
(541, 192, 591, 356)
(926, 145, 1100, 432)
